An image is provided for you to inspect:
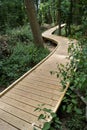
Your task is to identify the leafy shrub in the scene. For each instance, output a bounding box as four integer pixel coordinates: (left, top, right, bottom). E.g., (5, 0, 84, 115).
(66, 114, 85, 130)
(6, 24, 33, 46)
(0, 43, 49, 88)
(0, 35, 10, 59)
(55, 38, 87, 108)
(52, 37, 87, 129)
(34, 104, 62, 130)
(0, 0, 27, 33)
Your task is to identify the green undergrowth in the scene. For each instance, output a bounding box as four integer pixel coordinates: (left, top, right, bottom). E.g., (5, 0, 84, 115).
(0, 25, 50, 89)
(0, 24, 33, 59)
(56, 37, 87, 130)
(0, 43, 49, 88)
(33, 104, 62, 130)
(6, 24, 33, 45)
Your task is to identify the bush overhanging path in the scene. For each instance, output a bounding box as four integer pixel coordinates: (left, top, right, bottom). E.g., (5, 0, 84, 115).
(0, 24, 70, 130)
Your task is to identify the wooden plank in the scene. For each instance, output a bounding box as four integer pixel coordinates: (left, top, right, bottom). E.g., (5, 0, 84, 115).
(18, 81, 62, 95)
(13, 85, 60, 100)
(24, 77, 61, 89)
(28, 76, 60, 85)
(0, 101, 42, 129)
(4, 92, 54, 109)
(25, 78, 62, 90)
(0, 109, 33, 130)
(8, 88, 57, 105)
(0, 119, 18, 130)
(0, 96, 40, 116)
(16, 84, 62, 99)
(0, 101, 37, 123)
(32, 71, 57, 79)
(29, 73, 59, 82)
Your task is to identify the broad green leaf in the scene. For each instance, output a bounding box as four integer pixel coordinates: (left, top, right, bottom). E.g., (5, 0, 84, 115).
(43, 108, 52, 113)
(42, 122, 51, 130)
(34, 107, 41, 112)
(74, 107, 82, 114)
(38, 114, 46, 120)
(51, 113, 56, 118)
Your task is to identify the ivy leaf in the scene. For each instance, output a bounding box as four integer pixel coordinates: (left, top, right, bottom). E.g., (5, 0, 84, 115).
(51, 113, 56, 118)
(38, 114, 46, 120)
(43, 108, 52, 113)
(34, 107, 41, 112)
(71, 99, 77, 104)
(42, 122, 51, 130)
(41, 103, 45, 106)
(67, 104, 72, 113)
(74, 107, 82, 114)
(33, 128, 37, 130)
(62, 105, 66, 111)
(50, 127, 54, 130)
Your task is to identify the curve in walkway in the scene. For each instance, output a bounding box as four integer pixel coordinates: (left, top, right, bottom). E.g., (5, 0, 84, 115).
(0, 24, 69, 130)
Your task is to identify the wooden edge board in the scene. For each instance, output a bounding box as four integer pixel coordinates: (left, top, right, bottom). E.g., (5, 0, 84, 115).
(53, 83, 70, 113)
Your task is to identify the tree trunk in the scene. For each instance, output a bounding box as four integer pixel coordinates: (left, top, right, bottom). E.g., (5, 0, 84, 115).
(70, 0, 73, 24)
(57, 0, 61, 36)
(65, 0, 73, 36)
(25, 0, 43, 47)
(68, 0, 73, 35)
(73, 0, 80, 25)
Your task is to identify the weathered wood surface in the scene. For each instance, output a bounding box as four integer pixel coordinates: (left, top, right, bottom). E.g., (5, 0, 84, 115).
(0, 24, 69, 130)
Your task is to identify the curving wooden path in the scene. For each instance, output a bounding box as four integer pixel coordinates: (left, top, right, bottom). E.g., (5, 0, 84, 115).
(0, 24, 69, 130)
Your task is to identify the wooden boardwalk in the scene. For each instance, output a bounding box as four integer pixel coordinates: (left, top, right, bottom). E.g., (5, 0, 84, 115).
(0, 25, 69, 130)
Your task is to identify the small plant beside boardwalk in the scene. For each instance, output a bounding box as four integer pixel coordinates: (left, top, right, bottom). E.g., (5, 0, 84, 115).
(33, 104, 62, 130)
(54, 38, 87, 130)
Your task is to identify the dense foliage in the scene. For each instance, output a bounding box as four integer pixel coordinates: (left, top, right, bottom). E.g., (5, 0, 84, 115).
(0, 0, 87, 35)
(0, 0, 28, 33)
(0, 24, 49, 89)
(56, 37, 87, 129)
(0, 43, 49, 87)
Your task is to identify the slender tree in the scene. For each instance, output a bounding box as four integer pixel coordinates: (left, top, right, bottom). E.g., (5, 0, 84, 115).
(57, 0, 61, 35)
(74, 0, 80, 25)
(65, 0, 73, 36)
(25, 0, 43, 47)
(68, 0, 73, 35)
